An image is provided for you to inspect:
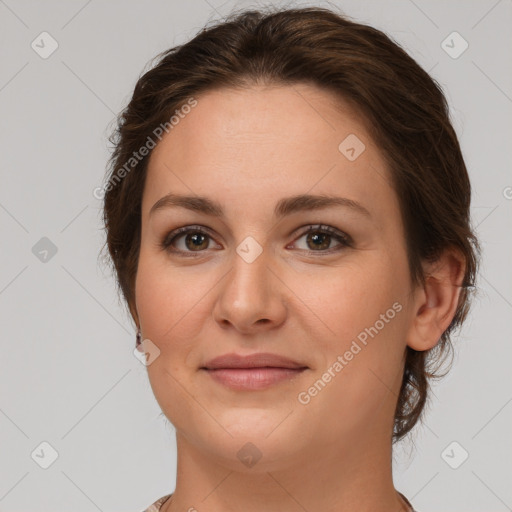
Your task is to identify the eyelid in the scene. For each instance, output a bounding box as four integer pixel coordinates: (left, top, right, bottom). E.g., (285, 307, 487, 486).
(288, 224, 352, 253)
(161, 223, 352, 255)
(291, 224, 352, 244)
(161, 224, 220, 252)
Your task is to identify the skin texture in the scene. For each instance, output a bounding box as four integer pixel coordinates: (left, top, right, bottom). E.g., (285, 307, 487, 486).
(132, 83, 464, 512)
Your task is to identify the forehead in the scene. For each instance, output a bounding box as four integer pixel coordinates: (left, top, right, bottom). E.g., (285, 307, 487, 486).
(149, 83, 371, 164)
(143, 84, 396, 221)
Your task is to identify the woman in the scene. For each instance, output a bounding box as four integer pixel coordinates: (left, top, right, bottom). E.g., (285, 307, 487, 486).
(101, 6, 479, 511)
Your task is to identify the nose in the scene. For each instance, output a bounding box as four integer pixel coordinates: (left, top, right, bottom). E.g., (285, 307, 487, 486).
(211, 243, 288, 334)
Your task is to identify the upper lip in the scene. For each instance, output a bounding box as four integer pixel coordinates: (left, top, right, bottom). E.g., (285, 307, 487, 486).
(202, 353, 308, 370)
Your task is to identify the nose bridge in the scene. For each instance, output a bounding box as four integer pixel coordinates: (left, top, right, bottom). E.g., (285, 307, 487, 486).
(227, 239, 272, 308)
(213, 235, 286, 331)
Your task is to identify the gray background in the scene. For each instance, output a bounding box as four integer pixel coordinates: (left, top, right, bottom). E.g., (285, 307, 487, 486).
(0, 0, 511, 511)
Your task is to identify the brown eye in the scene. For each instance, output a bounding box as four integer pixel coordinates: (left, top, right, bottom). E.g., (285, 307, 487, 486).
(305, 232, 331, 250)
(161, 226, 220, 255)
(183, 232, 209, 251)
(292, 225, 351, 253)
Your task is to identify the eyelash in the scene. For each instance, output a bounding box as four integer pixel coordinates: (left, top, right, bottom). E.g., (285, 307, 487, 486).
(160, 224, 352, 257)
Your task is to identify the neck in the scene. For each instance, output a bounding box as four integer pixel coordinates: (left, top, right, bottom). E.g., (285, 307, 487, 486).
(163, 422, 409, 512)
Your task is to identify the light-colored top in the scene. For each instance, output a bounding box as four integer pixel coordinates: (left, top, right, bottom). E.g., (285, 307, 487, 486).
(142, 493, 172, 512)
(141, 492, 418, 511)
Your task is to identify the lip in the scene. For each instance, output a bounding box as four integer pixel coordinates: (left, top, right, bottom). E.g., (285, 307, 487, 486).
(202, 352, 307, 370)
(203, 367, 307, 390)
(200, 352, 309, 391)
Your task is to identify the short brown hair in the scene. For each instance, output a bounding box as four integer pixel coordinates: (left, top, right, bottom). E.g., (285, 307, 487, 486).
(102, 5, 480, 442)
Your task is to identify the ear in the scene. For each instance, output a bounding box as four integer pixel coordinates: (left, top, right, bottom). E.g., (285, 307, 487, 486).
(406, 247, 466, 351)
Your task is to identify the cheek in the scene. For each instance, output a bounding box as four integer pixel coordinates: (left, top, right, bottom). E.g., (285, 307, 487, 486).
(296, 252, 409, 403)
(135, 248, 209, 339)
(134, 250, 214, 429)
(297, 253, 408, 348)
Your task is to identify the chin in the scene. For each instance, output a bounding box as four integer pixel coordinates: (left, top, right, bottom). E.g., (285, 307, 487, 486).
(208, 433, 305, 474)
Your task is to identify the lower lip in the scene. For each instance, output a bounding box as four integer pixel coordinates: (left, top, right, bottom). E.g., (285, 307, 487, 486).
(203, 367, 307, 390)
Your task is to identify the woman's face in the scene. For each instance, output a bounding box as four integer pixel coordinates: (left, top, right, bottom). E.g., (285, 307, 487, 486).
(135, 83, 416, 467)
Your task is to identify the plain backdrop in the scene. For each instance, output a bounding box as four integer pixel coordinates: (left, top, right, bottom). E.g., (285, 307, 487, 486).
(0, 1, 511, 511)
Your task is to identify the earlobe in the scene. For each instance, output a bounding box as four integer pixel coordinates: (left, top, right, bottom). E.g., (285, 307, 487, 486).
(407, 247, 466, 351)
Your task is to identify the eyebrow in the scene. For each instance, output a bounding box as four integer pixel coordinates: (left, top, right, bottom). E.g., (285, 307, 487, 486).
(149, 192, 371, 219)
